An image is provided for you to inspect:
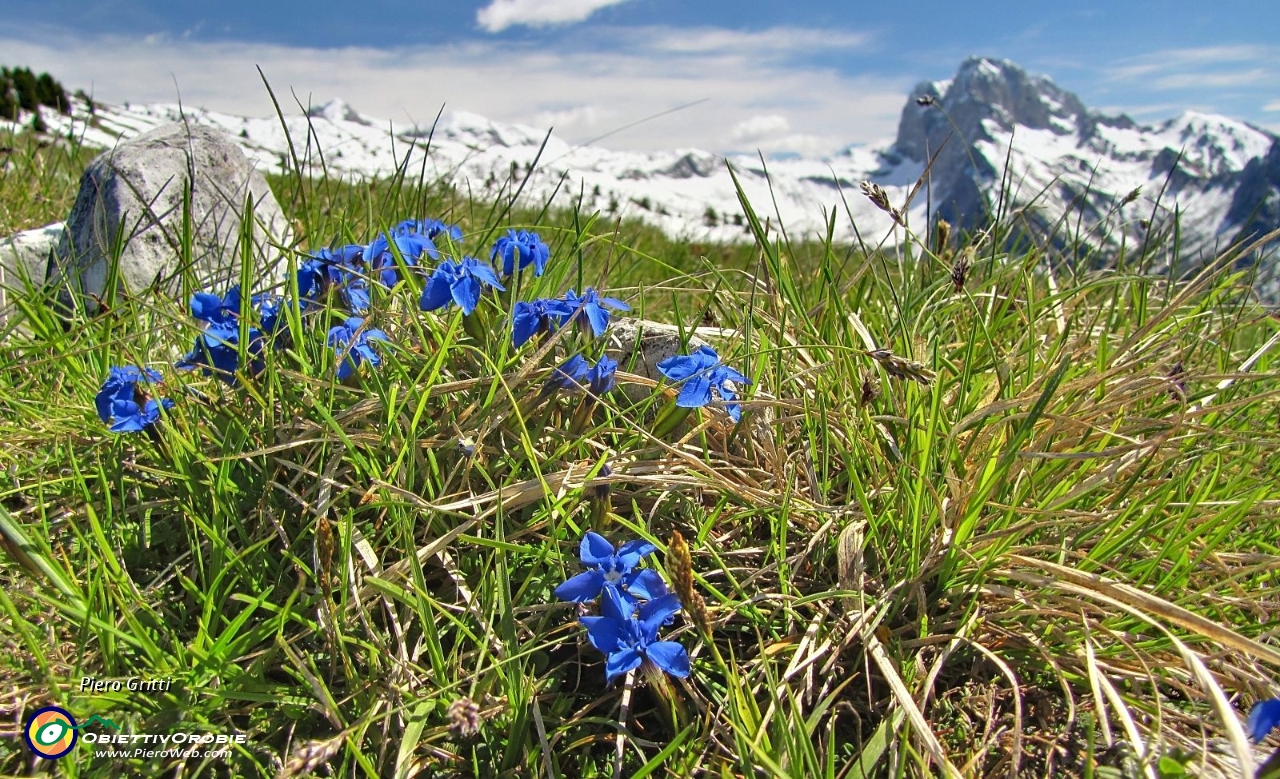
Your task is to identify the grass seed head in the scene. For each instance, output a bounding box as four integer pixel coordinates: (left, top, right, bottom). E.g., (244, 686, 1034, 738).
(868, 348, 936, 386)
(951, 247, 972, 293)
(935, 218, 953, 259)
(859, 370, 881, 406)
(860, 181, 905, 226)
(1166, 361, 1187, 400)
(667, 531, 711, 637)
(448, 697, 483, 739)
(315, 513, 335, 590)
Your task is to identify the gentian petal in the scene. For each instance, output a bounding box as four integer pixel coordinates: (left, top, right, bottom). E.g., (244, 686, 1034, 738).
(587, 356, 617, 394)
(465, 259, 505, 291)
(645, 641, 691, 678)
(585, 301, 611, 337)
(624, 568, 668, 600)
(548, 355, 589, 391)
(657, 354, 699, 381)
(639, 593, 683, 636)
(140, 399, 164, 425)
(190, 291, 225, 322)
(580, 615, 625, 654)
(94, 388, 117, 423)
(419, 271, 454, 311)
(512, 304, 538, 348)
(344, 280, 371, 313)
(108, 399, 145, 432)
(580, 532, 616, 566)
(600, 584, 635, 621)
(615, 539, 656, 568)
(451, 274, 481, 315)
(554, 570, 605, 603)
(1249, 698, 1280, 742)
(604, 648, 644, 684)
(675, 374, 714, 408)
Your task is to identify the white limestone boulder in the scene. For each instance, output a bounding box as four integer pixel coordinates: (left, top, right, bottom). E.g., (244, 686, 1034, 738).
(0, 222, 62, 326)
(49, 122, 291, 311)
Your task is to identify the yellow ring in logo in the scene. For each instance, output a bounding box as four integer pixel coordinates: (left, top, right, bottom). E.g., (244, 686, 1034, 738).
(24, 706, 78, 759)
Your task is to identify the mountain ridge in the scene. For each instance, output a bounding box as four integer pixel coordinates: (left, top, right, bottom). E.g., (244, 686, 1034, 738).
(5, 56, 1278, 299)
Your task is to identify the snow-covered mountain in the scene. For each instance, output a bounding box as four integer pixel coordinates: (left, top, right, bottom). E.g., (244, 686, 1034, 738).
(8, 57, 1280, 299)
(897, 58, 1278, 263)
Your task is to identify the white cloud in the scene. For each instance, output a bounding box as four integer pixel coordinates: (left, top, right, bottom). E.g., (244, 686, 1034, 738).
(642, 26, 872, 55)
(730, 115, 791, 142)
(1153, 68, 1271, 90)
(1103, 45, 1280, 88)
(532, 105, 617, 131)
(476, 0, 632, 32)
(0, 25, 905, 156)
(741, 133, 841, 158)
(1265, 100, 1280, 113)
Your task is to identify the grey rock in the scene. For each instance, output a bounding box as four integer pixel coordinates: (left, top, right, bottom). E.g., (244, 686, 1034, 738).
(1227, 139, 1280, 304)
(605, 317, 723, 384)
(0, 222, 62, 327)
(50, 121, 291, 311)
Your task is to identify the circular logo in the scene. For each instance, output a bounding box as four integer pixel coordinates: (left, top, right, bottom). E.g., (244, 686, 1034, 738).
(24, 706, 78, 759)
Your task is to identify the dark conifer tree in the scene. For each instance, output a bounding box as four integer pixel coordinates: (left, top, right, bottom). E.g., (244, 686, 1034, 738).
(12, 67, 39, 111)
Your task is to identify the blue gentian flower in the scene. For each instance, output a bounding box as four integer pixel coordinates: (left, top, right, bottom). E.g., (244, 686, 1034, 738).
(544, 354, 589, 394)
(560, 288, 630, 337)
(396, 218, 463, 244)
(365, 230, 438, 288)
(327, 316, 390, 381)
(586, 355, 617, 395)
(492, 229, 550, 277)
(189, 286, 282, 334)
(176, 331, 243, 379)
(657, 345, 751, 422)
(177, 326, 262, 381)
(298, 245, 372, 312)
(419, 257, 505, 316)
(1250, 698, 1280, 742)
(177, 287, 281, 382)
(296, 257, 328, 306)
(554, 531, 666, 603)
(95, 366, 174, 433)
(512, 297, 573, 348)
(580, 586, 689, 684)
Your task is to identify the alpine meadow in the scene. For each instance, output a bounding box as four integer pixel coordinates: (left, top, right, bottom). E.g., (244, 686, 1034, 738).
(2, 59, 1280, 779)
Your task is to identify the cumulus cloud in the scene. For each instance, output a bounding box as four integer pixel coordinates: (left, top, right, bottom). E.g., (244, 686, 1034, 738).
(1265, 100, 1280, 113)
(743, 133, 842, 158)
(730, 115, 791, 142)
(532, 105, 618, 131)
(476, 0, 632, 33)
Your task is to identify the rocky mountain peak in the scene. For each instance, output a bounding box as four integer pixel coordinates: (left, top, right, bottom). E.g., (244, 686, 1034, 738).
(306, 99, 371, 127)
(896, 57, 1087, 164)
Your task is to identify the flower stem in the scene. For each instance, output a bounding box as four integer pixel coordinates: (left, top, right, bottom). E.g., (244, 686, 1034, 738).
(651, 401, 694, 439)
(462, 308, 489, 345)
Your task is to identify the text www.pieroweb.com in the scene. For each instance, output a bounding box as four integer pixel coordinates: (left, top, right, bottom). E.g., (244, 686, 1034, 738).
(83, 732, 244, 759)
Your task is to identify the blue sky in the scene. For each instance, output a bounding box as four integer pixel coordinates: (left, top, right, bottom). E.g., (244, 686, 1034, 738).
(2, 0, 1277, 155)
